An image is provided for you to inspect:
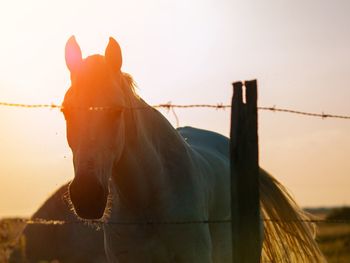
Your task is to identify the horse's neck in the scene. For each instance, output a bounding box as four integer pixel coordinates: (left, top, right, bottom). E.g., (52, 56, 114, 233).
(111, 100, 189, 217)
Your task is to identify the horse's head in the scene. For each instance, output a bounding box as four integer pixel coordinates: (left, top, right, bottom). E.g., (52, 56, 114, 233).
(63, 36, 127, 219)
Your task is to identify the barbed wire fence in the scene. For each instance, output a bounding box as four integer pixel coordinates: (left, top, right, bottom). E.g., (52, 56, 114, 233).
(0, 99, 349, 227)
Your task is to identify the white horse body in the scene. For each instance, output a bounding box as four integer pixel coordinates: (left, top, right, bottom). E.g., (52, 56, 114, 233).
(63, 36, 326, 263)
(104, 125, 232, 263)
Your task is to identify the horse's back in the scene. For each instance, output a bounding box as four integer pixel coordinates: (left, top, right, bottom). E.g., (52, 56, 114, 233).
(177, 126, 229, 158)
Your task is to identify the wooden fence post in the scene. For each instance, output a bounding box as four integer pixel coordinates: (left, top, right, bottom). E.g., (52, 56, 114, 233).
(230, 80, 261, 262)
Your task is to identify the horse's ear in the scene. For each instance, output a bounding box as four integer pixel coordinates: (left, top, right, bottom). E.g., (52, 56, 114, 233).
(65, 36, 82, 74)
(105, 37, 122, 72)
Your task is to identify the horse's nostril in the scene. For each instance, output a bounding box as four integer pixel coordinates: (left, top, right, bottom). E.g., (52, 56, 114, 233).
(69, 176, 108, 219)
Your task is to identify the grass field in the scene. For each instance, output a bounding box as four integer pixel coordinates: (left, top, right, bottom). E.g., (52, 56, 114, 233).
(316, 222, 350, 263)
(0, 213, 350, 262)
(0, 218, 26, 263)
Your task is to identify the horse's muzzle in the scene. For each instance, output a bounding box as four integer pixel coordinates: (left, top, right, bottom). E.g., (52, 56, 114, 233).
(69, 175, 108, 219)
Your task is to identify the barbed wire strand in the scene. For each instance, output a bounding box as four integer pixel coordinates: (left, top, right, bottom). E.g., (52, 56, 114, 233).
(0, 102, 61, 109)
(0, 101, 350, 120)
(5, 217, 350, 226)
(258, 106, 350, 120)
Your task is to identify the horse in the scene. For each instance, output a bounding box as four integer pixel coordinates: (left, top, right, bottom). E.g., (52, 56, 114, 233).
(62, 36, 326, 262)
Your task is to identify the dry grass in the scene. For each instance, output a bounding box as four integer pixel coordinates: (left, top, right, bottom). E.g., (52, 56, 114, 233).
(0, 219, 26, 263)
(316, 222, 350, 263)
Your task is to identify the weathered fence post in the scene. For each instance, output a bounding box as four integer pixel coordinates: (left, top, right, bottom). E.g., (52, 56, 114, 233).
(230, 80, 261, 262)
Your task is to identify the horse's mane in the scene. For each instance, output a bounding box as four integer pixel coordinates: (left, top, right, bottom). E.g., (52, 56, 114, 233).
(121, 72, 139, 99)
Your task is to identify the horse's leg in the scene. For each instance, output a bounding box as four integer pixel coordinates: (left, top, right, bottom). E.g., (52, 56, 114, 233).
(103, 224, 181, 263)
(103, 224, 213, 263)
(209, 223, 232, 263)
(160, 224, 213, 263)
(103, 225, 159, 263)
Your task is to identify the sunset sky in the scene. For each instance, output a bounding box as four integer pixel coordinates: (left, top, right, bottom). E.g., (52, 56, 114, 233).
(0, 0, 349, 217)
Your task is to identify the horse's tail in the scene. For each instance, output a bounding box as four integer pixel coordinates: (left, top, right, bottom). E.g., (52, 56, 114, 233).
(259, 169, 326, 262)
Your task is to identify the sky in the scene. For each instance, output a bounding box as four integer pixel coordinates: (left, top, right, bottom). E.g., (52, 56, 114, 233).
(0, 0, 349, 217)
